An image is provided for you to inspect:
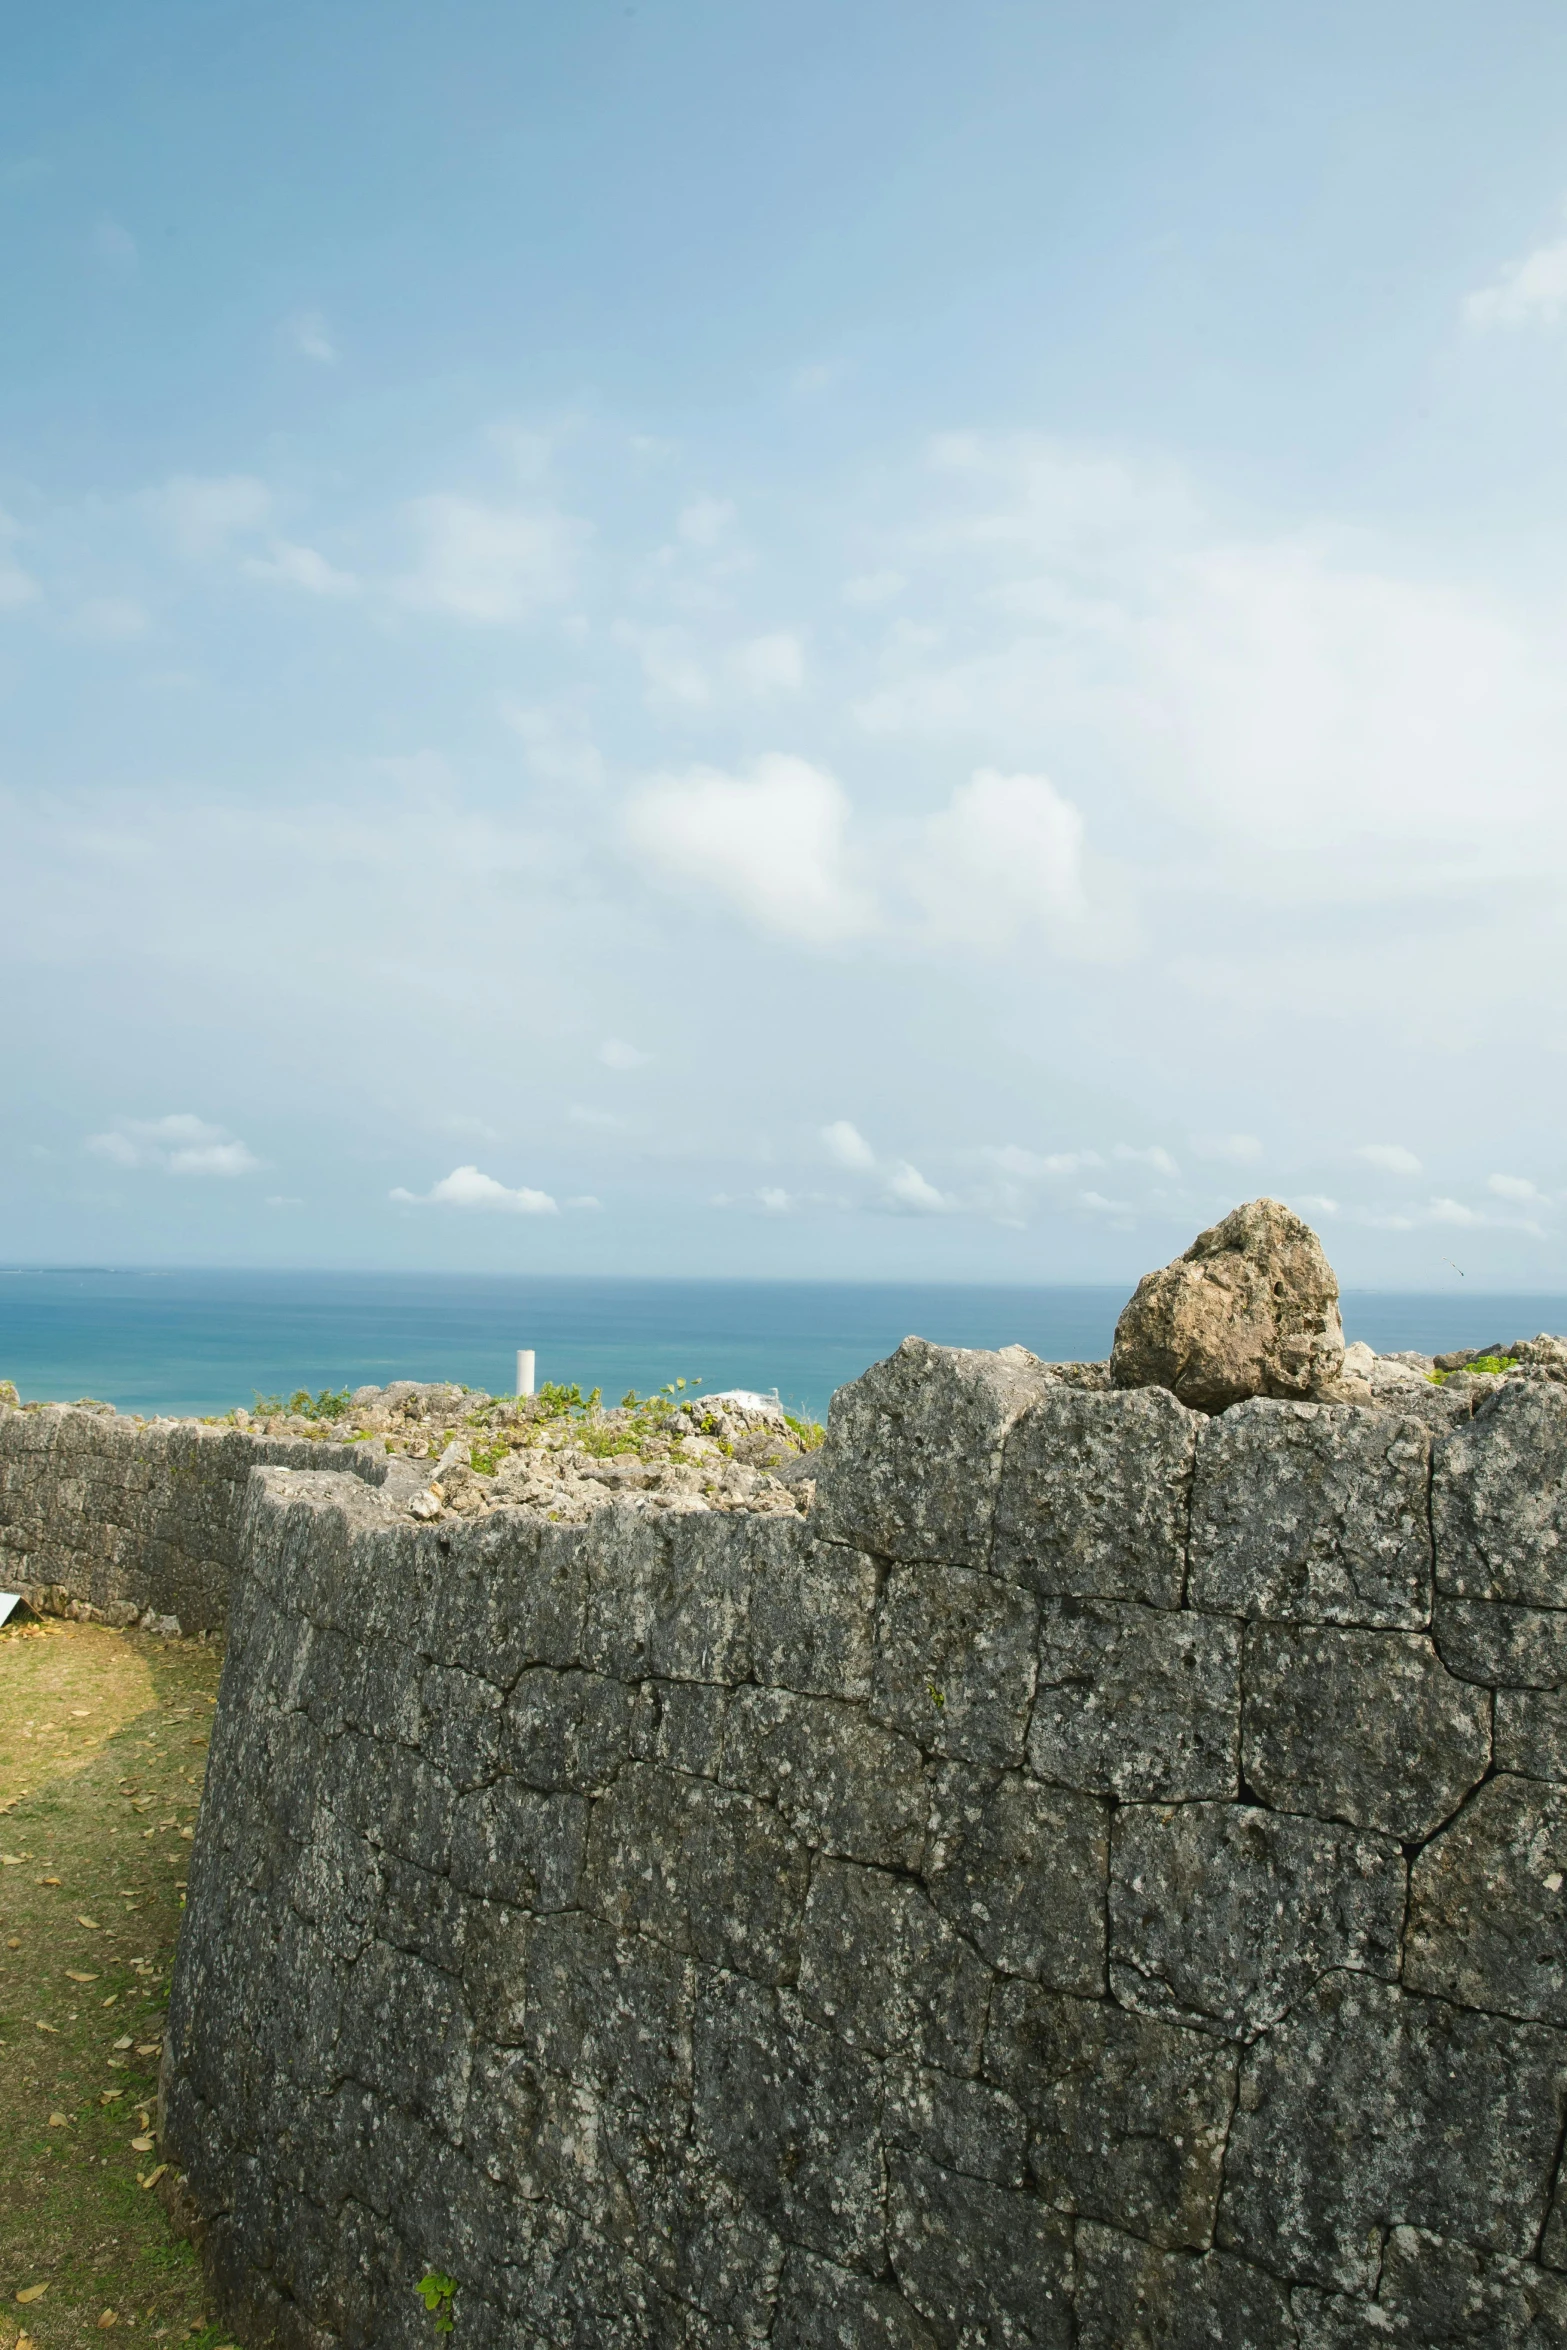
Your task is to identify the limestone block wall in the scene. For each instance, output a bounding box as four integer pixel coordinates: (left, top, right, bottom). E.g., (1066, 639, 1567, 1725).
(146, 1337, 1567, 2346)
(0, 1403, 392, 1634)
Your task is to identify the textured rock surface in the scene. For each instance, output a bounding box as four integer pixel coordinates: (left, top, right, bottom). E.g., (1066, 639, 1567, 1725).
(1189, 1398, 1433, 1628)
(47, 1324, 1557, 2346)
(1110, 1197, 1346, 1411)
(0, 1399, 387, 1632)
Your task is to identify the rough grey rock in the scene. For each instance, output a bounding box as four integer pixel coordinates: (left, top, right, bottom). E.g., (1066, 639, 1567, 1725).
(886, 2153, 1074, 2348)
(1435, 1380, 1567, 1604)
(1435, 1598, 1567, 1690)
(985, 1979, 1237, 2251)
(1497, 1686, 1567, 1781)
(1110, 1197, 1346, 1412)
(1188, 1399, 1433, 1629)
(991, 1381, 1197, 1607)
(1110, 1801, 1404, 2040)
(1028, 1598, 1240, 1801)
(1075, 2223, 1300, 2350)
(811, 1335, 1052, 1566)
(1405, 1775, 1567, 2023)
(1293, 2227, 1567, 2347)
(925, 1762, 1108, 1990)
(1243, 1623, 1491, 1842)
(797, 1860, 990, 2070)
(1218, 1974, 1567, 2293)
(870, 1559, 1038, 1766)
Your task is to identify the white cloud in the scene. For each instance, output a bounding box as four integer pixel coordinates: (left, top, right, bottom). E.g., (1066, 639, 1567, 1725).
(980, 1145, 1104, 1177)
(903, 769, 1104, 956)
(1194, 1134, 1263, 1164)
(734, 632, 805, 696)
(0, 562, 40, 611)
(599, 1037, 650, 1070)
(617, 624, 711, 709)
(1114, 1143, 1181, 1178)
(389, 1164, 559, 1214)
(500, 702, 605, 790)
(625, 755, 875, 947)
(759, 1186, 793, 1212)
(677, 497, 736, 548)
(86, 1113, 259, 1176)
(74, 596, 149, 639)
(821, 1119, 876, 1172)
(151, 474, 273, 558)
(1079, 1190, 1134, 1214)
(566, 1194, 603, 1211)
(885, 1161, 950, 1213)
(569, 1104, 624, 1129)
(842, 569, 905, 608)
(400, 496, 582, 623)
(245, 541, 359, 597)
(1429, 1196, 1484, 1227)
(1292, 1194, 1340, 1217)
(1357, 1143, 1422, 1176)
(266, 1194, 304, 1208)
(286, 309, 338, 364)
(1464, 221, 1567, 328)
(1489, 1172, 1544, 1201)
(91, 216, 137, 275)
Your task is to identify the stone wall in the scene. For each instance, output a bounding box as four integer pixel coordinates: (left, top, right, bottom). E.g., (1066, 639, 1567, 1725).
(141, 1337, 1567, 2342)
(0, 1402, 398, 1634)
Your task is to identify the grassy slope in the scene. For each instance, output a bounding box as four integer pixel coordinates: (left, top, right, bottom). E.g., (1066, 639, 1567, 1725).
(0, 1618, 236, 2349)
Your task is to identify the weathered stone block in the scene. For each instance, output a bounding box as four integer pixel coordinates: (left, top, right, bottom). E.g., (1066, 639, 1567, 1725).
(1074, 2222, 1300, 2350)
(992, 1383, 1196, 1608)
(722, 1685, 927, 1870)
(1189, 1400, 1433, 1629)
(1434, 1381, 1567, 1604)
(797, 1859, 990, 2072)
(628, 1676, 729, 1777)
(772, 2250, 937, 2350)
(749, 1533, 877, 1700)
(985, 1980, 1237, 2252)
(887, 2152, 1074, 2348)
(812, 1336, 1053, 1567)
(1110, 1801, 1403, 2039)
(1435, 1597, 1567, 1690)
(1497, 1685, 1567, 1780)
(882, 2057, 1030, 2188)
(1293, 2227, 1567, 2347)
(925, 1761, 1108, 1991)
(502, 1664, 632, 1793)
(581, 1762, 809, 1983)
(693, 1976, 885, 2274)
(449, 1780, 589, 1913)
(1405, 1775, 1567, 2024)
(1218, 1976, 1567, 2292)
(1110, 1197, 1345, 1410)
(1242, 1624, 1490, 1841)
(1029, 1599, 1239, 1801)
(871, 1560, 1038, 1765)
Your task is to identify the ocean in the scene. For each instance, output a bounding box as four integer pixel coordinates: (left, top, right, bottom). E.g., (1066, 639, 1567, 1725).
(2, 1267, 1563, 1426)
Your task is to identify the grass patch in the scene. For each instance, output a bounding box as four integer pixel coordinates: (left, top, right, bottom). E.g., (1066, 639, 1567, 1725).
(0, 1618, 234, 2346)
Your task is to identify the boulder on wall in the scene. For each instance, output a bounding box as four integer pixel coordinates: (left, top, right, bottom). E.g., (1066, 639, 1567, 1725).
(1110, 1199, 1346, 1413)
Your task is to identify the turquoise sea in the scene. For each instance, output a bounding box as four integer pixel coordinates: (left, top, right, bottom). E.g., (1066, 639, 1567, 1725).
(2, 1268, 1564, 1426)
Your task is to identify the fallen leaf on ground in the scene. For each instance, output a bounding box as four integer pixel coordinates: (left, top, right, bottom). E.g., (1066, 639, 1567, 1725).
(112, 2034, 133, 2050)
(96, 2310, 118, 2329)
(130, 2132, 155, 2151)
(138, 2162, 167, 2190)
(136, 2041, 162, 2056)
(76, 1914, 101, 1929)
(15, 2283, 47, 2303)
(5, 1934, 19, 1947)
(34, 2020, 58, 2034)
(38, 1875, 60, 1885)
(1, 1853, 21, 1865)
(66, 1969, 99, 1983)
(47, 2112, 68, 2127)
(100, 2090, 124, 2105)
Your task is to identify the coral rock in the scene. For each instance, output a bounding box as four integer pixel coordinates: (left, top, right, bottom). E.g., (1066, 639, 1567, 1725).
(1110, 1198, 1345, 1412)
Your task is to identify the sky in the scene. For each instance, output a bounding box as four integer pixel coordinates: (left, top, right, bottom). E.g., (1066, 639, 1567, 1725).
(5, 0, 1567, 1286)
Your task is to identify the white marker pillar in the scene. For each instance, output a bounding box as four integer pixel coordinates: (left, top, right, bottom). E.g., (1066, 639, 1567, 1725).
(516, 1348, 536, 1399)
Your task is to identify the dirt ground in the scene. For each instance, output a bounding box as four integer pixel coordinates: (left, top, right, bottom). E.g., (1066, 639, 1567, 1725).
(0, 1616, 237, 2349)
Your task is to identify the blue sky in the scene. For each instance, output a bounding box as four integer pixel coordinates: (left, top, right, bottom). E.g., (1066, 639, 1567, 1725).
(6, 0, 1567, 1285)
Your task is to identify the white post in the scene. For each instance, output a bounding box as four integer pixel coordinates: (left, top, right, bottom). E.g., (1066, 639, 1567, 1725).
(516, 1348, 536, 1399)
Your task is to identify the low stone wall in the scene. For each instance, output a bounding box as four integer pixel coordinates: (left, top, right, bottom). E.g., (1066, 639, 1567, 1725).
(147, 1336, 1567, 2347)
(0, 1403, 395, 1634)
